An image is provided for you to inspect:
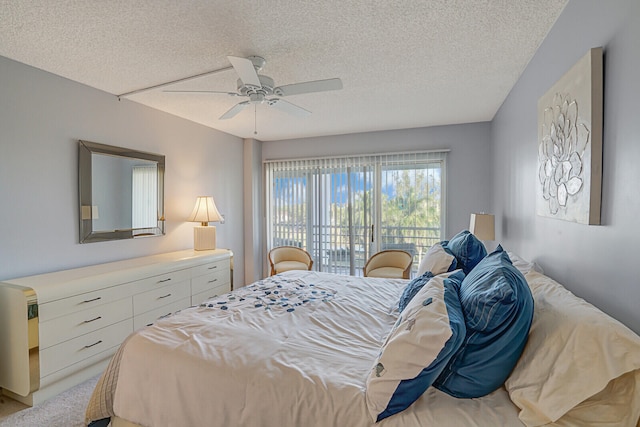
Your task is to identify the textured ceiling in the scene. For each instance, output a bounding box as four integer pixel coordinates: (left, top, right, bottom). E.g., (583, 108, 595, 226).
(0, 0, 567, 141)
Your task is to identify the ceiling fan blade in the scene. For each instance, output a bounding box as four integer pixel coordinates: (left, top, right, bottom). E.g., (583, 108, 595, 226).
(273, 78, 342, 97)
(267, 98, 311, 117)
(219, 101, 250, 120)
(163, 90, 239, 96)
(228, 56, 262, 87)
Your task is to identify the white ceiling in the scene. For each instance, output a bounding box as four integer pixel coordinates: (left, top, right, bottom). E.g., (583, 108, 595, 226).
(1, 1, 567, 142)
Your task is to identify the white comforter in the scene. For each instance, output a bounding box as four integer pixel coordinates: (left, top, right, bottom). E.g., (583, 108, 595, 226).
(109, 271, 523, 427)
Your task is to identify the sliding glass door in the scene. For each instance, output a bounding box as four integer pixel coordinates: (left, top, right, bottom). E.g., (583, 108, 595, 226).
(265, 151, 446, 277)
(311, 163, 373, 276)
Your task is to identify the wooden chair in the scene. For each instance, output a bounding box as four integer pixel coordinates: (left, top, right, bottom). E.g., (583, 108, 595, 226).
(363, 249, 413, 279)
(268, 246, 314, 276)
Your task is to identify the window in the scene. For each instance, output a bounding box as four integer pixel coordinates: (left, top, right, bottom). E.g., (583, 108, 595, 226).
(265, 151, 447, 276)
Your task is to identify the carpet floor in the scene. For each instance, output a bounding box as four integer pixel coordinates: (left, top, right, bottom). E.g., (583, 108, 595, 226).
(0, 375, 99, 427)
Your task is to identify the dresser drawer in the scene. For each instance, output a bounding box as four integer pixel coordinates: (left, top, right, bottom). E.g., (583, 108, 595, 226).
(191, 268, 230, 296)
(39, 319, 132, 378)
(133, 280, 190, 315)
(133, 297, 191, 330)
(191, 258, 230, 279)
(39, 284, 135, 321)
(192, 282, 231, 306)
(39, 298, 132, 350)
(130, 268, 191, 295)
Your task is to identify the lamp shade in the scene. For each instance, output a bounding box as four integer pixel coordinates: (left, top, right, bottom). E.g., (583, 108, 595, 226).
(469, 213, 495, 241)
(188, 196, 222, 225)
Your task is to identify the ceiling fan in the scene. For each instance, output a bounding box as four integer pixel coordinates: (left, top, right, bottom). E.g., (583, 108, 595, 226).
(164, 56, 343, 120)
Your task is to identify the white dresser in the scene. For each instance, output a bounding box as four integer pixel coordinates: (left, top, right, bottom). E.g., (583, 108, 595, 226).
(0, 249, 232, 406)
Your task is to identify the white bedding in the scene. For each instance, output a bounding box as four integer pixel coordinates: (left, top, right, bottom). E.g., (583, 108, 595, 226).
(108, 271, 524, 427)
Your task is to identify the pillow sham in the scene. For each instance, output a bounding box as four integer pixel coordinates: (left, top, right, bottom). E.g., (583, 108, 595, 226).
(434, 246, 533, 398)
(366, 271, 466, 422)
(416, 242, 457, 276)
(505, 270, 640, 426)
(444, 230, 487, 274)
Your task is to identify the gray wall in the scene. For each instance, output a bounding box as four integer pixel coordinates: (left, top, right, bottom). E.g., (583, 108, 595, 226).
(263, 123, 493, 240)
(91, 155, 137, 232)
(491, 0, 639, 333)
(0, 55, 245, 285)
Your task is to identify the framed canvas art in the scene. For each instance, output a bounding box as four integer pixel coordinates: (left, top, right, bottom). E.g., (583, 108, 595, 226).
(536, 47, 603, 225)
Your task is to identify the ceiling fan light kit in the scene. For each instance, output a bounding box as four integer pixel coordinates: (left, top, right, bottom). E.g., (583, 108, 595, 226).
(161, 55, 342, 122)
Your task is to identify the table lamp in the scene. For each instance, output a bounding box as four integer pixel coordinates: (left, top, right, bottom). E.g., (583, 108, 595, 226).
(188, 196, 222, 250)
(469, 213, 495, 243)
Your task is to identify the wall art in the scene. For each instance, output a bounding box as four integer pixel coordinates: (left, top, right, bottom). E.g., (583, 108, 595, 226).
(536, 47, 603, 225)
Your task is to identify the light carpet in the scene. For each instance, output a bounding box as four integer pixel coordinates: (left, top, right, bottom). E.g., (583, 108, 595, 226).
(0, 375, 99, 427)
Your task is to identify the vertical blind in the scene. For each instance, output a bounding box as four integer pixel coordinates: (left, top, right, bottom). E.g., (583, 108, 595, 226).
(132, 165, 158, 229)
(265, 150, 447, 276)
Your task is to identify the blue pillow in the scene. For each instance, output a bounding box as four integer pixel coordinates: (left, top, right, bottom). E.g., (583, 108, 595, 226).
(434, 246, 534, 398)
(398, 271, 434, 312)
(444, 230, 487, 274)
(366, 271, 466, 422)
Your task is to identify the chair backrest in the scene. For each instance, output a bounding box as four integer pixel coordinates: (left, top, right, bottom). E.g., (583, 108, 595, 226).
(363, 249, 413, 279)
(268, 246, 313, 275)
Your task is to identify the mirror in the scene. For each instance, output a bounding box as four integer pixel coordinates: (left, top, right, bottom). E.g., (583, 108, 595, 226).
(79, 140, 165, 243)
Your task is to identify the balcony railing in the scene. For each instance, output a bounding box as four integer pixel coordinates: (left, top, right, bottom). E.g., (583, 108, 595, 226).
(272, 223, 441, 278)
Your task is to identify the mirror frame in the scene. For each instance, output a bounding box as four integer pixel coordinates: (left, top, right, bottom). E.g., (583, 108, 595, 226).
(79, 140, 165, 243)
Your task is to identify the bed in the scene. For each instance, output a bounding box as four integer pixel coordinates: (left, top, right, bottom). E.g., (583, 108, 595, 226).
(85, 237, 640, 427)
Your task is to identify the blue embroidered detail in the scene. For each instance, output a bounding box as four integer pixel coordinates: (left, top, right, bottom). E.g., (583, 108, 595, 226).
(201, 276, 336, 314)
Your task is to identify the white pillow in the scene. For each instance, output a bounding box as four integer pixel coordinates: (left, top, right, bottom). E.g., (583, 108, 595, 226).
(417, 243, 456, 276)
(506, 251, 544, 275)
(365, 272, 466, 422)
(554, 370, 640, 427)
(505, 270, 640, 426)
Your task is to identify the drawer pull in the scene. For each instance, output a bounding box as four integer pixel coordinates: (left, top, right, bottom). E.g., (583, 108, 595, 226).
(84, 340, 103, 349)
(83, 316, 102, 324)
(208, 279, 218, 284)
(157, 278, 172, 283)
(208, 265, 218, 270)
(82, 297, 102, 304)
(158, 293, 172, 299)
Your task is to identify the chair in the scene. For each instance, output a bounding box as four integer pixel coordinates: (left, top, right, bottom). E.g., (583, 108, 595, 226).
(363, 249, 413, 279)
(268, 246, 314, 276)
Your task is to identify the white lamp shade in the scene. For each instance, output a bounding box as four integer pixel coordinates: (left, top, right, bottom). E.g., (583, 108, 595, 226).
(469, 213, 495, 241)
(188, 196, 222, 225)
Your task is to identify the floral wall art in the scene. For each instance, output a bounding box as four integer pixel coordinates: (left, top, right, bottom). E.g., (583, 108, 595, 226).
(536, 47, 603, 225)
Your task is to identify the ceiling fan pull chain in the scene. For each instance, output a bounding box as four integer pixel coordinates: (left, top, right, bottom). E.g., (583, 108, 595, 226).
(254, 104, 258, 135)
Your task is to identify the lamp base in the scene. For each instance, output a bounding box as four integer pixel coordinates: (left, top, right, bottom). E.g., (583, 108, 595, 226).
(193, 226, 216, 251)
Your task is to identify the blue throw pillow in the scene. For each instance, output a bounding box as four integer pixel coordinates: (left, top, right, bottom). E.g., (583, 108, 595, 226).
(434, 245, 534, 398)
(444, 230, 487, 274)
(398, 271, 434, 312)
(366, 271, 466, 422)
